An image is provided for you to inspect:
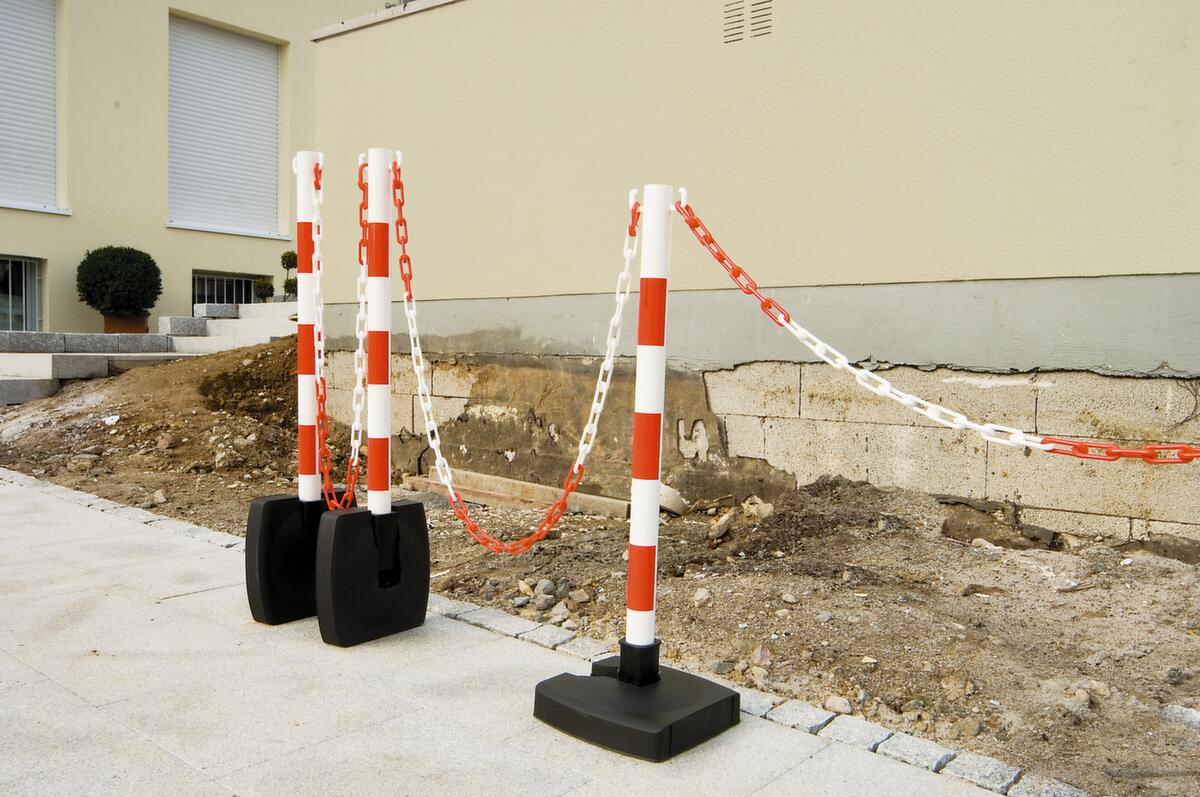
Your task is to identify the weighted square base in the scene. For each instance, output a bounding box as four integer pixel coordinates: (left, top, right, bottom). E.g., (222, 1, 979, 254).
(246, 494, 336, 625)
(315, 501, 430, 647)
(533, 656, 740, 761)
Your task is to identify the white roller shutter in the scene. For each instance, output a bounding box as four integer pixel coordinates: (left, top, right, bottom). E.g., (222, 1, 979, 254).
(0, 0, 57, 210)
(168, 16, 280, 237)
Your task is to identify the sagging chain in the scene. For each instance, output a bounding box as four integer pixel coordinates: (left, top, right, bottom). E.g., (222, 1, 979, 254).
(674, 200, 1200, 465)
(312, 159, 370, 510)
(395, 162, 642, 553)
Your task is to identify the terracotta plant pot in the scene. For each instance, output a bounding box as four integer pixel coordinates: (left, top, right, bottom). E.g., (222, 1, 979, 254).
(103, 313, 149, 333)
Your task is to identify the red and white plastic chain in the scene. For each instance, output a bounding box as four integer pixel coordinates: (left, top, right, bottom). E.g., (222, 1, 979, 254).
(673, 198, 1200, 465)
(393, 164, 643, 553)
(312, 161, 371, 510)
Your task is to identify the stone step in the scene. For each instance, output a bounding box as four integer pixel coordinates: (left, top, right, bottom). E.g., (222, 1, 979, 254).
(205, 318, 296, 337)
(0, 378, 60, 405)
(170, 335, 275, 354)
(0, 353, 109, 380)
(237, 301, 297, 319)
(0, 331, 170, 353)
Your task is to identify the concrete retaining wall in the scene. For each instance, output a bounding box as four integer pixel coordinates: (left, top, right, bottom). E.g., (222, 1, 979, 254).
(323, 350, 1199, 551)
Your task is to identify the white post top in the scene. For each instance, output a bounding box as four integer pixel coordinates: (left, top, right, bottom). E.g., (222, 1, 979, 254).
(294, 151, 319, 223)
(366, 147, 395, 224)
(639, 184, 674, 281)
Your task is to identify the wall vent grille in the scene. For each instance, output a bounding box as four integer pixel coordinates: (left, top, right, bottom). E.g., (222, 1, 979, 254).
(723, 0, 745, 44)
(748, 0, 773, 38)
(724, 0, 772, 44)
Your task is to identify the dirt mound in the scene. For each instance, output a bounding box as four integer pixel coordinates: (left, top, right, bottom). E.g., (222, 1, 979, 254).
(0, 338, 352, 533)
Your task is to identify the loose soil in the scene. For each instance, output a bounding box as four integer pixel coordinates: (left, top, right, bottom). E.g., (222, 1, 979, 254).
(2, 339, 1198, 796)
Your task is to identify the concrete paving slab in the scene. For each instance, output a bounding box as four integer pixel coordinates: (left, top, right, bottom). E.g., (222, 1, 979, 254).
(426, 592, 479, 617)
(524, 705, 830, 797)
(1, 482, 1034, 795)
(0, 649, 46, 692)
(756, 741, 996, 796)
(4, 737, 232, 796)
(219, 711, 586, 797)
(0, 678, 140, 787)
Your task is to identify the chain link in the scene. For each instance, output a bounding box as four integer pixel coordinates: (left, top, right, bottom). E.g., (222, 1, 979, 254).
(674, 200, 1055, 452)
(311, 158, 370, 509)
(675, 199, 1200, 464)
(397, 168, 642, 554)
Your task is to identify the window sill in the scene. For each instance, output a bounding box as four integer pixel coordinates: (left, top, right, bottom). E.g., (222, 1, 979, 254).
(0, 200, 72, 216)
(166, 221, 290, 241)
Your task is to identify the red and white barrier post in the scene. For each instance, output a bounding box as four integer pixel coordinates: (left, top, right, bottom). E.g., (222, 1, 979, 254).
(365, 148, 393, 516)
(295, 151, 321, 503)
(625, 183, 671, 654)
(534, 184, 738, 761)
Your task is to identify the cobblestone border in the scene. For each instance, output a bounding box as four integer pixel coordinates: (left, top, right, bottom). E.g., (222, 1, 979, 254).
(1, 467, 1090, 797)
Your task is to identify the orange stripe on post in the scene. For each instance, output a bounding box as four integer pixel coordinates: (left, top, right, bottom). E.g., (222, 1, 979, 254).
(297, 222, 314, 274)
(298, 425, 316, 474)
(631, 412, 662, 480)
(637, 277, 667, 346)
(297, 325, 315, 375)
(626, 544, 657, 611)
(367, 437, 390, 491)
(367, 330, 389, 384)
(367, 222, 390, 278)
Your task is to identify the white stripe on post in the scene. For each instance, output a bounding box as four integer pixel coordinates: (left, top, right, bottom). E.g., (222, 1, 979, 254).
(624, 183, 672, 647)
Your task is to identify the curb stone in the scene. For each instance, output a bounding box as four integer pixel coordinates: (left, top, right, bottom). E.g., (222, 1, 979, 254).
(1008, 775, 1090, 797)
(518, 624, 576, 650)
(943, 752, 1022, 794)
(818, 714, 893, 752)
(0, 468, 1092, 797)
(765, 699, 835, 733)
(876, 731, 957, 772)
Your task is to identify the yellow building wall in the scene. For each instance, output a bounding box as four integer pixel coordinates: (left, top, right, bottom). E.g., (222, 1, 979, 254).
(313, 0, 1199, 303)
(0, 0, 379, 332)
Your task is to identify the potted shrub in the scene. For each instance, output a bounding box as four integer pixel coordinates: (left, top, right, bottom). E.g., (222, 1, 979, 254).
(254, 277, 275, 302)
(76, 246, 162, 333)
(283, 276, 297, 299)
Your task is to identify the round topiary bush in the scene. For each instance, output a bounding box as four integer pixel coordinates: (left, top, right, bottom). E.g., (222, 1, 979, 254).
(254, 277, 275, 302)
(76, 246, 162, 317)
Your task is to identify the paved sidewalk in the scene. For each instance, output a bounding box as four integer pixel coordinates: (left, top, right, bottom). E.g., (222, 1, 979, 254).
(0, 483, 995, 796)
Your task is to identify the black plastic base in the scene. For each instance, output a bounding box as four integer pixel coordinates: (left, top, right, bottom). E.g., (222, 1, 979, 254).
(246, 494, 345, 625)
(315, 501, 430, 647)
(533, 639, 740, 761)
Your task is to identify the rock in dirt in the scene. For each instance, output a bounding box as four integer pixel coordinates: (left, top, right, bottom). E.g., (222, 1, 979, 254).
(692, 587, 712, 607)
(568, 589, 590, 604)
(517, 579, 534, 596)
(534, 578, 554, 596)
(815, 611, 833, 623)
(533, 593, 556, 611)
(741, 495, 774, 521)
(824, 695, 853, 715)
(659, 483, 690, 515)
(750, 643, 773, 668)
(781, 592, 798, 604)
(708, 510, 736, 540)
(711, 660, 735, 675)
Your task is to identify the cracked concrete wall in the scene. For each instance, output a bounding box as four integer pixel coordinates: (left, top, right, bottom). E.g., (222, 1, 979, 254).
(326, 348, 1198, 554)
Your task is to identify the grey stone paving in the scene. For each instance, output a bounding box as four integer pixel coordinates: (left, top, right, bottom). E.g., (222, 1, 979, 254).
(818, 714, 894, 752)
(0, 480, 1010, 795)
(877, 731, 958, 772)
(943, 752, 1023, 794)
(518, 623, 577, 649)
(1009, 775, 1091, 797)
(765, 699, 835, 733)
